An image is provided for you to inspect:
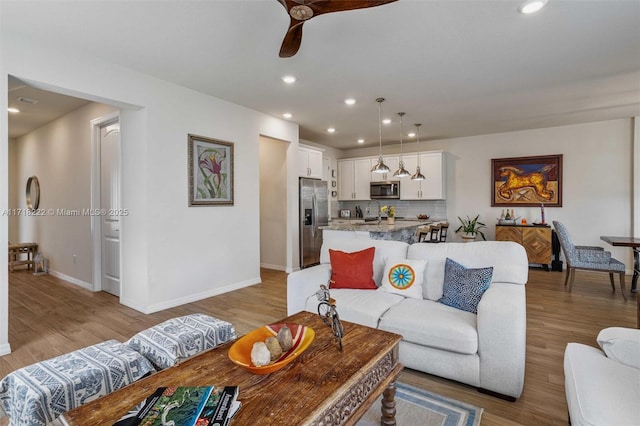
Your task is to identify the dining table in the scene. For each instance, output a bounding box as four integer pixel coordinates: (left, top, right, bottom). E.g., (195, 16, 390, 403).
(600, 236, 640, 293)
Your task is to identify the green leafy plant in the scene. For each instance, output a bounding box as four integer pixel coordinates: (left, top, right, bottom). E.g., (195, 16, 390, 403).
(455, 215, 487, 240)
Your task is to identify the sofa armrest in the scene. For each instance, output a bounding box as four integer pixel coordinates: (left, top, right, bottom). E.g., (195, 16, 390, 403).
(477, 282, 526, 399)
(287, 264, 332, 316)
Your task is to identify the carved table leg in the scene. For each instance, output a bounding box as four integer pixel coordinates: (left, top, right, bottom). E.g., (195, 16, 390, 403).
(381, 380, 397, 426)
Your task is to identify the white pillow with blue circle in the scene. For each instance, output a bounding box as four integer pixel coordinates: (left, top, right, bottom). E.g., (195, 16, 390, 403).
(380, 258, 427, 299)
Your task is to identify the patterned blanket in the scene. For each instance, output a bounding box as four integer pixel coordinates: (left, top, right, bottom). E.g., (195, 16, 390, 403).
(0, 340, 155, 426)
(125, 313, 237, 370)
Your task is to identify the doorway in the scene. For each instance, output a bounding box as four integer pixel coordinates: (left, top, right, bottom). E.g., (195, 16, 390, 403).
(259, 136, 287, 270)
(91, 114, 121, 296)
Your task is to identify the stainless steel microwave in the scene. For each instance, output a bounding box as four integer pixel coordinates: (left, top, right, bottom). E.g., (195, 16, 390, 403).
(370, 181, 400, 199)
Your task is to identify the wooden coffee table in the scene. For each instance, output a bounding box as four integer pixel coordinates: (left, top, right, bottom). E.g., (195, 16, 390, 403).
(60, 311, 403, 425)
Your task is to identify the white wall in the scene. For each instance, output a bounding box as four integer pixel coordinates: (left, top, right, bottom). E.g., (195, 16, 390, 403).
(10, 102, 118, 286)
(0, 33, 299, 352)
(259, 136, 287, 271)
(344, 119, 634, 268)
(7, 138, 17, 243)
(0, 25, 10, 355)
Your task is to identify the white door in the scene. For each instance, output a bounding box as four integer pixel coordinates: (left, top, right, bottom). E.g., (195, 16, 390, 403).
(100, 122, 120, 296)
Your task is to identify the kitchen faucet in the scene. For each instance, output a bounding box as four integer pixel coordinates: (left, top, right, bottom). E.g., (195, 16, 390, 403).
(367, 200, 382, 224)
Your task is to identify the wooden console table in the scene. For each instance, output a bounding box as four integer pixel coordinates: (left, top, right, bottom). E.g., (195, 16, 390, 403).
(8, 243, 38, 272)
(61, 311, 403, 425)
(496, 224, 552, 270)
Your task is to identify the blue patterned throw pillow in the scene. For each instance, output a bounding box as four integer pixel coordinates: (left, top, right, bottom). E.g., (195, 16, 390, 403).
(439, 258, 493, 314)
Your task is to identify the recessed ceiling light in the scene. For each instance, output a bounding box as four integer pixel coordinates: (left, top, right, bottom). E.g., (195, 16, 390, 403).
(282, 112, 292, 119)
(408, 132, 416, 138)
(7, 107, 19, 113)
(282, 75, 296, 84)
(518, 0, 548, 14)
(344, 98, 356, 105)
(327, 127, 336, 133)
(357, 139, 365, 144)
(382, 118, 391, 125)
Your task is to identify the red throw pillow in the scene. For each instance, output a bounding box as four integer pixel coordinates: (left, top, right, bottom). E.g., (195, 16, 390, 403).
(328, 247, 377, 290)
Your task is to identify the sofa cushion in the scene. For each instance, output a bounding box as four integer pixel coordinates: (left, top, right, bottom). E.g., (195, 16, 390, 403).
(380, 258, 427, 299)
(320, 239, 409, 286)
(0, 340, 155, 426)
(407, 242, 528, 301)
(328, 247, 377, 289)
(379, 298, 478, 354)
(305, 289, 404, 329)
(125, 313, 237, 370)
(564, 343, 640, 426)
(597, 327, 640, 370)
(439, 258, 493, 314)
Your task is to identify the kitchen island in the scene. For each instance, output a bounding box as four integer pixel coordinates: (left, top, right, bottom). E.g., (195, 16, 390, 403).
(321, 219, 429, 244)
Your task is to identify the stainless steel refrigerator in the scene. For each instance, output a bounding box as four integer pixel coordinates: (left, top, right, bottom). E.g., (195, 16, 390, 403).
(300, 177, 328, 268)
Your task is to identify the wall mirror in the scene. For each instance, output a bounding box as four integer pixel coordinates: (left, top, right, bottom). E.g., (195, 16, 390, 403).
(26, 175, 40, 210)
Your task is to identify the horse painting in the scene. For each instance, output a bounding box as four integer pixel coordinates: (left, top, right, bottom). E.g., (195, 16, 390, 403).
(492, 155, 562, 207)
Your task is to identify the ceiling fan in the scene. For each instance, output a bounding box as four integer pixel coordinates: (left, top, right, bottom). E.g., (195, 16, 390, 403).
(276, 0, 398, 58)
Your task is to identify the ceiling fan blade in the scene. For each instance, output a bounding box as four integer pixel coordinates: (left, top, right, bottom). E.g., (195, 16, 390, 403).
(310, 0, 398, 16)
(279, 18, 305, 58)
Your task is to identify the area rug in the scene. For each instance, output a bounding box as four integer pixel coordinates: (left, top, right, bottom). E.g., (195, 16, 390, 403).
(357, 382, 483, 426)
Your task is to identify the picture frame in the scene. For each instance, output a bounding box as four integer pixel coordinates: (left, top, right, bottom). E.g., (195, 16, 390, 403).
(188, 134, 234, 206)
(491, 154, 562, 207)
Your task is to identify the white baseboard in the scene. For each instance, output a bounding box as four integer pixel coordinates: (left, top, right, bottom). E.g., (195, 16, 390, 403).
(48, 270, 94, 291)
(0, 343, 12, 356)
(143, 276, 262, 314)
(119, 298, 150, 314)
(260, 263, 287, 272)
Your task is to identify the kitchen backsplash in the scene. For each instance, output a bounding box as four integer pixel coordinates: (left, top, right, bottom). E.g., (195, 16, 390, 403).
(332, 200, 447, 222)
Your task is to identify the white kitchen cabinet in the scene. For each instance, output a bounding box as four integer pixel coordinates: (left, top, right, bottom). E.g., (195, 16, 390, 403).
(399, 152, 445, 200)
(337, 159, 371, 200)
(298, 146, 323, 179)
(370, 156, 400, 182)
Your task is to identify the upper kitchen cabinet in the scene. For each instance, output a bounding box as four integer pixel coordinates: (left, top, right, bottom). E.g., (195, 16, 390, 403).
(298, 146, 323, 179)
(400, 152, 446, 200)
(337, 158, 371, 201)
(370, 156, 399, 182)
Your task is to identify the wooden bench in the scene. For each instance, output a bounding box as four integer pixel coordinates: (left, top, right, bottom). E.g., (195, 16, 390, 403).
(8, 243, 38, 272)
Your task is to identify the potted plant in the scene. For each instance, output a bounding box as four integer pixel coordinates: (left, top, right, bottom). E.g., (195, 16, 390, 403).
(455, 215, 487, 242)
(381, 205, 395, 225)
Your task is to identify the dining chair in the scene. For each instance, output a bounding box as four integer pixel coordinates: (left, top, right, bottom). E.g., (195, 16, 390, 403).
(552, 221, 627, 300)
(438, 224, 449, 242)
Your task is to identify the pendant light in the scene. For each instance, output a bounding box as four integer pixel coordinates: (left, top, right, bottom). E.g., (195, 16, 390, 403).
(411, 123, 426, 181)
(371, 98, 390, 174)
(393, 112, 411, 178)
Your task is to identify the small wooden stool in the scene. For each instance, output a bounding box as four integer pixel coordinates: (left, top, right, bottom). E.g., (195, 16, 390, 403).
(8, 243, 38, 272)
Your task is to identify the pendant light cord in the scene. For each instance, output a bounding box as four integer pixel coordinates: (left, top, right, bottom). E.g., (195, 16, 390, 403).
(377, 98, 384, 156)
(398, 112, 404, 159)
(415, 123, 421, 167)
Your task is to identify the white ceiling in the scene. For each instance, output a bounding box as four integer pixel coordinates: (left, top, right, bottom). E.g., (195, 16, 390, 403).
(4, 0, 640, 149)
(7, 76, 90, 139)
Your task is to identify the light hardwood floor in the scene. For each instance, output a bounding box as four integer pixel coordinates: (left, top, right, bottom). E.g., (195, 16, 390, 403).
(0, 267, 636, 425)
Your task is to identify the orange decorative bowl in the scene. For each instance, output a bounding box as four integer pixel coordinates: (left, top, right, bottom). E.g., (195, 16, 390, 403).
(228, 323, 315, 374)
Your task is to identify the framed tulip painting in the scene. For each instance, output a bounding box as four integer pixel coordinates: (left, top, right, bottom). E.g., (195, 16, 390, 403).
(491, 154, 562, 207)
(188, 134, 234, 206)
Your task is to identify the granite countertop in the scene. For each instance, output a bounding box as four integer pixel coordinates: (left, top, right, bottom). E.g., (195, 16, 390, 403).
(321, 220, 428, 232)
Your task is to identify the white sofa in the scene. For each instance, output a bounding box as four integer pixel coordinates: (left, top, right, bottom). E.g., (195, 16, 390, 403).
(564, 327, 640, 426)
(287, 238, 529, 400)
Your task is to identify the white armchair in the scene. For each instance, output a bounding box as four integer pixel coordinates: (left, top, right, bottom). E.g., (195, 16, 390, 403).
(564, 327, 640, 425)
